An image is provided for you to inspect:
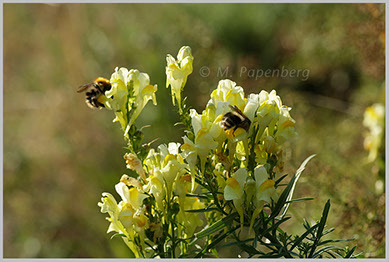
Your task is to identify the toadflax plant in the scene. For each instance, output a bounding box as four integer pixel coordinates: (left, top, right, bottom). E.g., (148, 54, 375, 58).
(79, 46, 358, 258)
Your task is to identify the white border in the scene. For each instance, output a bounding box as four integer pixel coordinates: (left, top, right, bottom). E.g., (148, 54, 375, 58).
(0, 0, 388, 3)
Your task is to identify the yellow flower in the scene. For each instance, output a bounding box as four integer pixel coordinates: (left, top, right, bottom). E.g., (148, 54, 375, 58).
(145, 174, 164, 209)
(144, 143, 187, 198)
(106, 67, 131, 113)
(133, 208, 148, 249)
(180, 136, 197, 165)
(174, 173, 194, 226)
(177, 196, 204, 237)
(129, 83, 157, 131)
(166, 46, 193, 110)
(115, 182, 148, 209)
(364, 103, 385, 128)
(144, 148, 160, 171)
(276, 106, 296, 144)
(255, 99, 280, 142)
(211, 80, 246, 112)
(98, 181, 149, 254)
(133, 208, 148, 231)
(249, 166, 278, 232)
(123, 153, 146, 182)
(243, 93, 260, 122)
(97, 193, 133, 238)
(235, 140, 246, 161)
(98, 192, 124, 233)
(363, 103, 385, 162)
(118, 202, 134, 230)
(224, 168, 248, 227)
(174, 174, 192, 200)
(120, 174, 142, 189)
(161, 157, 185, 193)
(189, 109, 218, 170)
(105, 67, 157, 137)
(180, 137, 201, 192)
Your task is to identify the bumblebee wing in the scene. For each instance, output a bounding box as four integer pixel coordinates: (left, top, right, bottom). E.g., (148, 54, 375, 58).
(77, 83, 93, 93)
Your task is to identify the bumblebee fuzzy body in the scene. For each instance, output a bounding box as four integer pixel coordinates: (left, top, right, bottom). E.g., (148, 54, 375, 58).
(77, 77, 111, 109)
(221, 105, 251, 133)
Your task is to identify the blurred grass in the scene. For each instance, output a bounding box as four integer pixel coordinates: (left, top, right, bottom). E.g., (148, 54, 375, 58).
(3, 3, 385, 258)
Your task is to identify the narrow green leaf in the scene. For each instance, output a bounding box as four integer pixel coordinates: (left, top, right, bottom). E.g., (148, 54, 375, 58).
(313, 245, 340, 258)
(308, 199, 331, 257)
(352, 251, 364, 258)
(270, 175, 296, 219)
(194, 212, 238, 239)
(324, 250, 338, 258)
(194, 225, 239, 258)
(318, 238, 354, 246)
(257, 252, 285, 258)
(276, 154, 316, 219)
(185, 207, 219, 213)
(317, 200, 331, 238)
(238, 243, 263, 256)
(275, 174, 288, 186)
(303, 218, 311, 230)
(322, 227, 335, 236)
(186, 193, 212, 200)
(327, 249, 344, 258)
(285, 197, 314, 204)
(289, 224, 319, 251)
(262, 217, 291, 236)
(221, 238, 254, 248)
(344, 246, 357, 258)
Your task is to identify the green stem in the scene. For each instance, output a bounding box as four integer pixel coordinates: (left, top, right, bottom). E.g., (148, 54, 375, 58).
(203, 169, 228, 216)
(171, 220, 176, 258)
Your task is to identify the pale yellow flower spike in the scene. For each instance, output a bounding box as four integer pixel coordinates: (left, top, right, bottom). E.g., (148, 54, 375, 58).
(166, 46, 194, 111)
(224, 168, 248, 230)
(106, 67, 157, 138)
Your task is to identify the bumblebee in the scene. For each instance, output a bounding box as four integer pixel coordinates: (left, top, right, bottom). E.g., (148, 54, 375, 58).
(221, 105, 251, 133)
(77, 77, 111, 109)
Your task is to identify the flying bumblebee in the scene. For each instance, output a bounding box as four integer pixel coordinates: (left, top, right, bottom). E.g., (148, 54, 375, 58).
(221, 105, 251, 133)
(77, 77, 111, 109)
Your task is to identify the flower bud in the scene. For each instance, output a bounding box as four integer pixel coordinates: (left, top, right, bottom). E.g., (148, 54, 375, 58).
(124, 153, 146, 182)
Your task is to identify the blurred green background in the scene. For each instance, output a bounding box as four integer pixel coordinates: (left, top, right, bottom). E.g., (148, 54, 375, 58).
(4, 3, 385, 258)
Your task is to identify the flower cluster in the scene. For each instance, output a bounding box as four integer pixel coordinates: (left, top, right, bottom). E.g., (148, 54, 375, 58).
(99, 143, 204, 257)
(181, 79, 297, 231)
(95, 46, 299, 258)
(104, 67, 157, 138)
(98, 176, 148, 257)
